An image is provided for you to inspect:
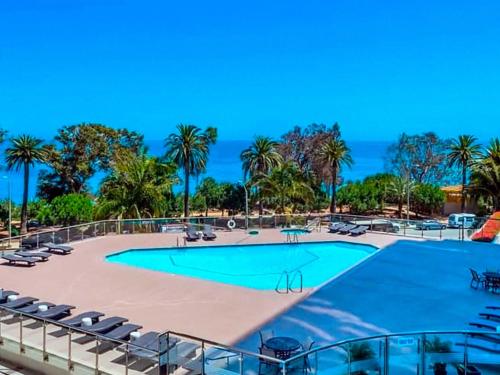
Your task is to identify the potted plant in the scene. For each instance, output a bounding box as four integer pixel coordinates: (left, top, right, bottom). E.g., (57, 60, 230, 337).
(425, 337, 453, 375)
(345, 342, 377, 375)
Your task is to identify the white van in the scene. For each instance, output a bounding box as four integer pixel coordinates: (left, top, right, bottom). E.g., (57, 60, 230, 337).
(448, 213, 476, 228)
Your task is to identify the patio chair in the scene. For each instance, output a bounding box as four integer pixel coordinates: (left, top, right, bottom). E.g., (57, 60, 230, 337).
(328, 222, 346, 233)
(82, 316, 128, 334)
(1, 254, 38, 266)
(34, 304, 75, 320)
(456, 337, 500, 354)
(469, 319, 500, 331)
(469, 268, 486, 289)
(202, 224, 217, 241)
(258, 346, 280, 375)
(17, 302, 56, 314)
(300, 337, 315, 372)
(103, 323, 143, 341)
(60, 311, 105, 327)
(0, 297, 38, 309)
(42, 243, 73, 254)
(185, 225, 200, 242)
(338, 224, 357, 234)
(349, 225, 369, 236)
(15, 251, 52, 261)
(259, 329, 275, 348)
(0, 290, 19, 303)
(479, 311, 500, 320)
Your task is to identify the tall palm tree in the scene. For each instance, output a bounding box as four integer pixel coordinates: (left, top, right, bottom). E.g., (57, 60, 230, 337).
(448, 135, 483, 212)
(320, 138, 353, 213)
(240, 136, 282, 215)
(5, 135, 47, 234)
(165, 124, 217, 217)
(485, 137, 500, 164)
(96, 153, 178, 219)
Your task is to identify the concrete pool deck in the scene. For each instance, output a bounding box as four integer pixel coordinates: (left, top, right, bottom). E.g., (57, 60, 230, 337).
(0, 229, 399, 344)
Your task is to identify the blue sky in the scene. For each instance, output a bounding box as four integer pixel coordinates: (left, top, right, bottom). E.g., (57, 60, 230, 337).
(1, 0, 499, 141)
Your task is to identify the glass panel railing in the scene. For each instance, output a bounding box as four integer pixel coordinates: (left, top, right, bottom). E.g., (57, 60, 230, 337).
(163, 333, 202, 374)
(464, 332, 500, 375)
(203, 343, 241, 375)
(387, 333, 422, 374)
(423, 333, 463, 375)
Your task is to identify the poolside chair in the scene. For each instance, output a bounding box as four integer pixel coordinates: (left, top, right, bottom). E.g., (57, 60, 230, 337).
(338, 224, 357, 234)
(479, 311, 500, 320)
(349, 225, 369, 236)
(103, 323, 143, 341)
(121, 331, 178, 358)
(469, 319, 500, 331)
(42, 243, 73, 254)
(15, 251, 52, 261)
(60, 311, 105, 327)
(258, 346, 279, 375)
(300, 337, 315, 372)
(202, 224, 217, 241)
(17, 302, 56, 314)
(259, 329, 275, 348)
(1, 254, 38, 266)
(34, 304, 75, 320)
(0, 290, 19, 303)
(469, 268, 486, 289)
(185, 225, 200, 242)
(82, 316, 128, 334)
(328, 222, 346, 233)
(0, 297, 38, 309)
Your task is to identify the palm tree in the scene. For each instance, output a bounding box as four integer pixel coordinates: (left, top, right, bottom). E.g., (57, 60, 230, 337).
(165, 124, 217, 217)
(256, 162, 313, 213)
(448, 135, 483, 212)
(320, 138, 353, 213)
(5, 135, 47, 234)
(96, 153, 178, 219)
(240, 136, 282, 215)
(388, 176, 408, 218)
(485, 137, 500, 164)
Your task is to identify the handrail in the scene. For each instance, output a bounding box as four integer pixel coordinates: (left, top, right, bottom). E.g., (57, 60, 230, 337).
(288, 270, 303, 293)
(275, 271, 289, 293)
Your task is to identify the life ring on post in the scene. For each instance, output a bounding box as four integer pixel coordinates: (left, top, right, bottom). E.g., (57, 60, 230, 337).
(227, 219, 236, 230)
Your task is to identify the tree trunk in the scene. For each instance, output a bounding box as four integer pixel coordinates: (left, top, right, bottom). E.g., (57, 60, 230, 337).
(258, 188, 263, 216)
(461, 163, 467, 213)
(329, 166, 338, 213)
(183, 159, 190, 218)
(20, 163, 29, 234)
(398, 199, 403, 219)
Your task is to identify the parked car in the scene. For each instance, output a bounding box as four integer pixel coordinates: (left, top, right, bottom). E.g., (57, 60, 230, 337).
(416, 220, 447, 230)
(447, 213, 476, 229)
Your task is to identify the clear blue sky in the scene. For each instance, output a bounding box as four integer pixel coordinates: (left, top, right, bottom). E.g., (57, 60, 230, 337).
(1, 0, 499, 141)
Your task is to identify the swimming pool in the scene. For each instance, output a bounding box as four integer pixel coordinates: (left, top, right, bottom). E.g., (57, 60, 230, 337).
(106, 242, 377, 290)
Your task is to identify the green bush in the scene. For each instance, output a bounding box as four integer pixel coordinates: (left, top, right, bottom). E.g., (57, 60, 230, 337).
(50, 194, 94, 226)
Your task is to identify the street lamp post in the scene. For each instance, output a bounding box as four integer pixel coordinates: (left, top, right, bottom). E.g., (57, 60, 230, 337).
(2, 176, 12, 246)
(239, 181, 249, 230)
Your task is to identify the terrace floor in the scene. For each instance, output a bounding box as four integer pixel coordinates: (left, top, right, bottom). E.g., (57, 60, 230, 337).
(0, 228, 398, 345)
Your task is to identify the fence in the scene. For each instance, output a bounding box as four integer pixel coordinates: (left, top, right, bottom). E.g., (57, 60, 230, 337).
(1, 305, 499, 375)
(0, 213, 498, 251)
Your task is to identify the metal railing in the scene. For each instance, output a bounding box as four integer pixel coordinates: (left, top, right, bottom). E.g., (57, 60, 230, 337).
(2, 306, 499, 375)
(0, 213, 498, 252)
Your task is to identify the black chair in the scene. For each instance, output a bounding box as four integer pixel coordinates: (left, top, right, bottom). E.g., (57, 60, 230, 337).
(258, 346, 280, 375)
(469, 268, 486, 289)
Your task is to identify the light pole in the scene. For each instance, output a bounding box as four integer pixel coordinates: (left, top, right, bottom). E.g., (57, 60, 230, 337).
(238, 180, 249, 229)
(2, 176, 12, 246)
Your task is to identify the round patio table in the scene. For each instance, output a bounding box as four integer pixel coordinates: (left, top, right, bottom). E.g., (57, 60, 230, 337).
(265, 337, 301, 359)
(483, 272, 500, 293)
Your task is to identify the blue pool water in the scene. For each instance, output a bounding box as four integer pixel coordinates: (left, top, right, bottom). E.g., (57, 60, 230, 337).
(106, 242, 377, 290)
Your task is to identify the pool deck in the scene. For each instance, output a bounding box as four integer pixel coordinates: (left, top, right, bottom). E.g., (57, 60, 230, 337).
(1, 228, 399, 344)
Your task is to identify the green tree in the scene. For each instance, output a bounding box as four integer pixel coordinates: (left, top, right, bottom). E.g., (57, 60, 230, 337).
(220, 183, 246, 216)
(196, 177, 222, 216)
(412, 183, 445, 216)
(448, 134, 483, 212)
(320, 137, 353, 213)
(5, 135, 47, 233)
(470, 155, 500, 211)
(240, 136, 282, 215)
(96, 153, 178, 219)
(165, 124, 217, 217)
(38, 123, 144, 200)
(256, 162, 314, 213)
(388, 176, 410, 218)
(485, 137, 500, 164)
(50, 194, 94, 225)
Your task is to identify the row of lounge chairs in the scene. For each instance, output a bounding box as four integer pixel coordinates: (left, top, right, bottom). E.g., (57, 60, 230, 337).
(185, 224, 217, 242)
(456, 305, 500, 353)
(1, 243, 73, 267)
(328, 222, 369, 236)
(0, 289, 198, 370)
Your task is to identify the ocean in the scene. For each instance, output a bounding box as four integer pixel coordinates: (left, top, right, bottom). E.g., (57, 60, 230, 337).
(0, 140, 390, 203)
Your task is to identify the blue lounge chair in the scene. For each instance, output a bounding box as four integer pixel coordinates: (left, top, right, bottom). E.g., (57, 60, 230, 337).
(82, 316, 128, 334)
(42, 243, 73, 254)
(17, 302, 56, 314)
(0, 290, 19, 303)
(328, 222, 346, 233)
(60, 311, 105, 327)
(103, 324, 143, 341)
(34, 304, 75, 320)
(2, 254, 37, 266)
(0, 297, 38, 309)
(338, 224, 357, 234)
(15, 251, 52, 261)
(349, 225, 369, 236)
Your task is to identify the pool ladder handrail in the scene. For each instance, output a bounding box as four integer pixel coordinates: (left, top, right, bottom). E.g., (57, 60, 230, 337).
(285, 232, 299, 243)
(275, 270, 303, 294)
